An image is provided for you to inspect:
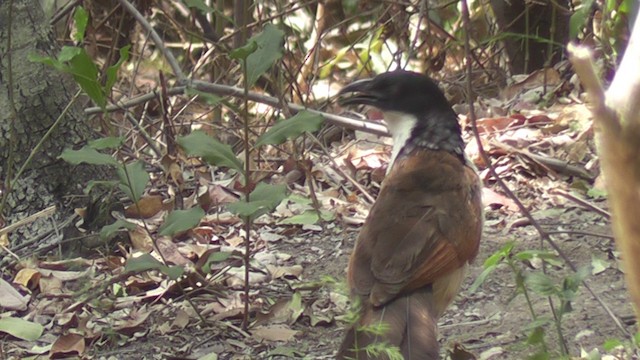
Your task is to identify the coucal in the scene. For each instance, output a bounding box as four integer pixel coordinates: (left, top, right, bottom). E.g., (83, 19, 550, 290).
(335, 70, 483, 360)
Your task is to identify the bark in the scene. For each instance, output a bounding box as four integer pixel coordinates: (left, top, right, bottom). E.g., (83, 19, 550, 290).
(0, 1, 102, 242)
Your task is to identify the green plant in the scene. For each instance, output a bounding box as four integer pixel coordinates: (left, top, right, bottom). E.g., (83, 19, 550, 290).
(178, 23, 325, 330)
(471, 243, 590, 359)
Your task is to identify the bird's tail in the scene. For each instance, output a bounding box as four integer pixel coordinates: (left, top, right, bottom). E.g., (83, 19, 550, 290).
(336, 288, 439, 360)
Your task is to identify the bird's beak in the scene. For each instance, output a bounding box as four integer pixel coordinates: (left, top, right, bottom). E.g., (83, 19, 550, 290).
(337, 78, 381, 107)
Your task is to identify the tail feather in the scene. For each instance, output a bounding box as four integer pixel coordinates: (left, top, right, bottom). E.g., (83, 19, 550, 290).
(337, 288, 439, 360)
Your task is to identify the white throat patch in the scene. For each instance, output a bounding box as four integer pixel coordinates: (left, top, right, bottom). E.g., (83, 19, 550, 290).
(383, 111, 417, 174)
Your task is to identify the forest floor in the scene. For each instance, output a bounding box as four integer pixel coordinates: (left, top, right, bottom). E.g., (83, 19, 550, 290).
(4, 71, 637, 360)
(90, 105, 635, 360)
(88, 172, 635, 360)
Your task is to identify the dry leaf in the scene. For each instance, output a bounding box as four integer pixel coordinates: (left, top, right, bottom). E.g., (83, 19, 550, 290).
(129, 226, 154, 252)
(0, 278, 29, 310)
(266, 265, 303, 280)
(50, 333, 85, 358)
(125, 195, 164, 219)
(13, 268, 41, 289)
(251, 325, 298, 342)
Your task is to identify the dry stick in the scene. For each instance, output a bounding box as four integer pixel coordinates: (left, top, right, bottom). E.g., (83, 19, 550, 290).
(545, 231, 614, 241)
(459, 0, 630, 340)
(461, 4, 565, 354)
(309, 136, 376, 204)
(84, 83, 390, 136)
(549, 189, 611, 219)
(117, 0, 186, 81)
(491, 141, 594, 181)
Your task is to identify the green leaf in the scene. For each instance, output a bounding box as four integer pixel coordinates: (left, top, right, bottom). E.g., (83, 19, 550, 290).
(100, 219, 137, 240)
(177, 131, 243, 172)
(28, 53, 64, 71)
(227, 183, 287, 219)
(0, 317, 44, 341)
(58, 46, 82, 62)
(587, 187, 607, 199)
(202, 251, 232, 273)
(245, 24, 285, 87)
(124, 254, 184, 280)
(124, 253, 165, 273)
(60, 147, 118, 166)
(66, 47, 106, 108)
(73, 6, 89, 42)
(468, 264, 497, 293)
(158, 207, 205, 236)
(89, 136, 125, 150)
(183, 0, 215, 13)
(163, 265, 185, 280)
(280, 210, 320, 225)
(256, 111, 324, 147)
(186, 88, 223, 106)
(117, 161, 150, 201)
(230, 40, 258, 60)
(603, 338, 622, 351)
(105, 45, 131, 92)
(515, 250, 560, 267)
(569, 0, 595, 38)
(527, 326, 545, 345)
(483, 242, 513, 268)
(525, 272, 557, 296)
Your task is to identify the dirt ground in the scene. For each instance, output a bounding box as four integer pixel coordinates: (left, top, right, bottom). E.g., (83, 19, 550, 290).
(88, 186, 635, 360)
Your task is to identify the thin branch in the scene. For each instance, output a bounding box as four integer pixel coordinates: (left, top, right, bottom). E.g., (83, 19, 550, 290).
(117, 0, 186, 80)
(84, 82, 390, 136)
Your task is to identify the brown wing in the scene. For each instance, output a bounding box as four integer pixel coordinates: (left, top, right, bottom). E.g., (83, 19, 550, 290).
(347, 149, 483, 307)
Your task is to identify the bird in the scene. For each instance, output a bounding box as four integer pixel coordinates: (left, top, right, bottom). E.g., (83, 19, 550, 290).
(335, 70, 483, 360)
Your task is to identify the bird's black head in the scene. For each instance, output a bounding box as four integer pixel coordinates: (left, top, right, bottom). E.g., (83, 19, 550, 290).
(337, 70, 453, 117)
(338, 70, 464, 161)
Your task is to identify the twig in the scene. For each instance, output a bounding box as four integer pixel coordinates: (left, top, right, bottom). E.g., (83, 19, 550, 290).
(49, 0, 82, 26)
(549, 189, 611, 219)
(310, 136, 376, 204)
(545, 230, 613, 240)
(84, 82, 390, 136)
(0, 206, 57, 237)
(492, 141, 594, 181)
(117, 0, 186, 81)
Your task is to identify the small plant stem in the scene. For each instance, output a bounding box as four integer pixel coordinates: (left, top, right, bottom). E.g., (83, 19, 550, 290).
(524, 3, 530, 74)
(549, 297, 568, 355)
(513, 262, 550, 354)
(241, 57, 252, 331)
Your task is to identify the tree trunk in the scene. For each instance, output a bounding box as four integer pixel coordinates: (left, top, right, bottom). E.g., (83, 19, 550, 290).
(490, 0, 570, 74)
(0, 1, 99, 242)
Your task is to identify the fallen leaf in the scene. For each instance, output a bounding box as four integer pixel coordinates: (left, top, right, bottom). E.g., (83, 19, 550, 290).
(13, 268, 41, 289)
(251, 325, 298, 342)
(0, 317, 43, 340)
(481, 188, 518, 212)
(0, 278, 29, 310)
(171, 309, 190, 330)
(129, 225, 154, 252)
(266, 264, 303, 280)
(50, 333, 85, 358)
(125, 195, 164, 219)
